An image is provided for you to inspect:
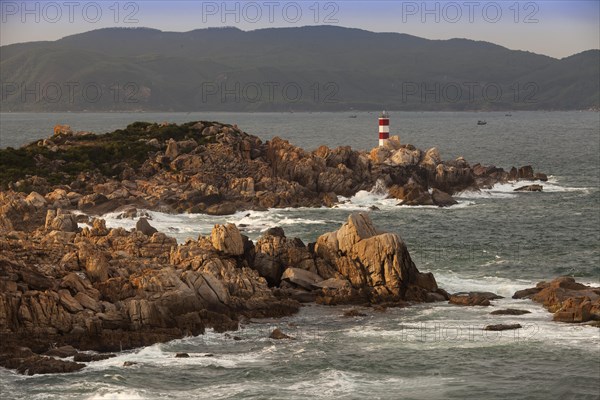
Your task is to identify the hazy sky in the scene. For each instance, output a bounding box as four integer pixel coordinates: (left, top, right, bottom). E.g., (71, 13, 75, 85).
(1, 0, 599, 58)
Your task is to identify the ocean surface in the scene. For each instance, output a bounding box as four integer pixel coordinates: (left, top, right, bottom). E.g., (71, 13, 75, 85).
(0, 111, 599, 399)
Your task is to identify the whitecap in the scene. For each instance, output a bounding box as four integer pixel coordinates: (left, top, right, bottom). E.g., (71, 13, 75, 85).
(86, 390, 146, 400)
(457, 176, 593, 199)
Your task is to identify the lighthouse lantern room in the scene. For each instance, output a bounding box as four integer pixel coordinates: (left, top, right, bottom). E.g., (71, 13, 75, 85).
(378, 111, 390, 147)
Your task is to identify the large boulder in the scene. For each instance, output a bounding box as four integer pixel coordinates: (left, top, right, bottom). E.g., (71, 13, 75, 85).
(136, 217, 158, 236)
(253, 229, 316, 286)
(431, 188, 458, 207)
(210, 224, 244, 256)
(314, 213, 439, 303)
(281, 268, 323, 290)
(45, 210, 78, 232)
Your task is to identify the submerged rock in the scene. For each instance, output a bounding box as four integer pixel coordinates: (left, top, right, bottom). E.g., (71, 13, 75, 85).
(449, 293, 492, 306)
(490, 309, 531, 316)
(514, 184, 543, 192)
(269, 328, 295, 340)
(73, 353, 116, 362)
(484, 323, 522, 331)
(343, 309, 367, 317)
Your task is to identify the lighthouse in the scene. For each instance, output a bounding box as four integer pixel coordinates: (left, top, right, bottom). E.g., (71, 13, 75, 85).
(378, 111, 390, 147)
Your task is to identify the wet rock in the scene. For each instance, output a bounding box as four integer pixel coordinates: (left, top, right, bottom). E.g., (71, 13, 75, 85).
(515, 277, 600, 323)
(490, 309, 531, 316)
(269, 328, 295, 340)
(454, 291, 503, 300)
(266, 227, 285, 237)
(449, 293, 491, 306)
(484, 323, 522, 331)
(512, 287, 542, 299)
(136, 217, 158, 236)
(44, 345, 78, 358)
(206, 203, 237, 216)
(514, 184, 543, 192)
(175, 353, 190, 358)
(517, 165, 534, 180)
(431, 188, 458, 207)
(17, 357, 85, 375)
(343, 309, 367, 317)
(123, 361, 137, 367)
(73, 353, 116, 362)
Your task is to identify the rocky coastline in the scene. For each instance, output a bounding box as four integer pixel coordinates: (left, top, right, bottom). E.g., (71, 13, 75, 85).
(1, 121, 596, 376)
(1, 121, 547, 216)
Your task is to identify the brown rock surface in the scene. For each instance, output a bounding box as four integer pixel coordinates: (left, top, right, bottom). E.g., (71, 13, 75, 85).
(513, 277, 600, 323)
(0, 207, 299, 375)
(313, 213, 441, 304)
(449, 293, 492, 306)
(1, 121, 546, 216)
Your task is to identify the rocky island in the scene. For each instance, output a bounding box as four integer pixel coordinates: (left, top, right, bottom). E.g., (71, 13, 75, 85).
(1, 121, 596, 376)
(1, 121, 547, 215)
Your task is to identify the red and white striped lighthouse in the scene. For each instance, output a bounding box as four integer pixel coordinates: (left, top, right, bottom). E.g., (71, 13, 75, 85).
(378, 111, 390, 147)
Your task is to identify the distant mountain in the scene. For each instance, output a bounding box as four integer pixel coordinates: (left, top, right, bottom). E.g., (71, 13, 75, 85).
(1, 26, 598, 111)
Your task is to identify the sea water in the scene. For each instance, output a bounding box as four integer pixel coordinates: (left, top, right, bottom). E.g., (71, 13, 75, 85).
(0, 111, 598, 399)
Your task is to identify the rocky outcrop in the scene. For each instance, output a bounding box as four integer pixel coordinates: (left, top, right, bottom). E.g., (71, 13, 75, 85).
(136, 217, 158, 236)
(0, 205, 445, 375)
(513, 277, 600, 323)
(313, 213, 445, 304)
(1, 121, 546, 214)
(0, 209, 299, 375)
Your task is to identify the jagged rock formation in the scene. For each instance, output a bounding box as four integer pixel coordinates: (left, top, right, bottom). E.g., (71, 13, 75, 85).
(513, 277, 600, 323)
(313, 213, 447, 304)
(0, 189, 442, 375)
(0, 122, 546, 214)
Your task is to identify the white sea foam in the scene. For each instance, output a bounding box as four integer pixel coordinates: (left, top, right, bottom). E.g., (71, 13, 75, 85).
(457, 176, 593, 199)
(86, 390, 146, 400)
(338, 179, 473, 211)
(101, 207, 332, 243)
(433, 271, 535, 297)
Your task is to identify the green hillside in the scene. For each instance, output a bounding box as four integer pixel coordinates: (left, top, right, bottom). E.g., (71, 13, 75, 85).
(1, 26, 598, 111)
